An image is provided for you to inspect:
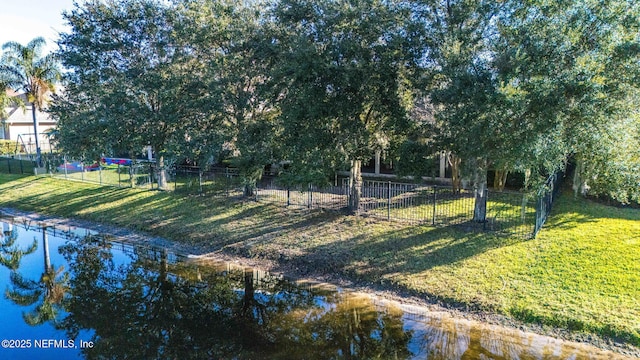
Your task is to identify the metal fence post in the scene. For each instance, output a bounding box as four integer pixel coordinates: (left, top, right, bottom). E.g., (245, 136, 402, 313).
(287, 189, 290, 206)
(174, 167, 178, 192)
(7, 157, 11, 173)
(118, 164, 121, 187)
(308, 183, 312, 209)
(81, 161, 84, 182)
(534, 192, 543, 236)
(64, 156, 68, 179)
(19, 158, 24, 174)
(483, 189, 489, 230)
(432, 186, 437, 225)
(387, 181, 391, 221)
(225, 168, 229, 197)
(99, 165, 102, 185)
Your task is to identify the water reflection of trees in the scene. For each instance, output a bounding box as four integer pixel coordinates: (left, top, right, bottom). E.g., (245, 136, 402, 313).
(267, 294, 411, 360)
(3, 226, 70, 325)
(0, 224, 37, 270)
(0, 223, 614, 360)
(408, 313, 597, 360)
(56, 235, 412, 359)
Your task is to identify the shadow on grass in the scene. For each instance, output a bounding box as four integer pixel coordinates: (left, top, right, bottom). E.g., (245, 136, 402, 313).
(2, 176, 638, 347)
(289, 222, 519, 281)
(3, 186, 141, 216)
(0, 176, 525, 276)
(0, 177, 345, 255)
(0, 175, 40, 190)
(542, 192, 640, 231)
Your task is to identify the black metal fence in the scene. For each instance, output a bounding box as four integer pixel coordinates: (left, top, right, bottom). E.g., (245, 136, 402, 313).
(1, 156, 560, 238)
(256, 182, 348, 210)
(533, 172, 564, 237)
(255, 179, 537, 239)
(172, 165, 244, 196)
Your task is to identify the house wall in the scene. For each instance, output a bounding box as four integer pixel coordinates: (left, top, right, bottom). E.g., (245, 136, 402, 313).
(342, 151, 452, 184)
(1, 101, 56, 153)
(4, 124, 56, 153)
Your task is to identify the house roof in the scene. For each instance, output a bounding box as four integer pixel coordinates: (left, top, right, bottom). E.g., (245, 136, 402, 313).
(2, 91, 56, 125)
(5, 88, 19, 97)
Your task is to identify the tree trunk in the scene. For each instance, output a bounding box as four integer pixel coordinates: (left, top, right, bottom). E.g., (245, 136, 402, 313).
(129, 163, 136, 188)
(31, 104, 42, 166)
(242, 269, 255, 316)
(493, 168, 508, 191)
(240, 165, 262, 198)
(473, 158, 488, 222)
(523, 169, 532, 190)
(348, 159, 362, 213)
(448, 153, 462, 193)
(572, 159, 589, 197)
(128, 151, 136, 188)
(42, 227, 51, 272)
(243, 181, 256, 197)
(156, 155, 168, 190)
(521, 169, 531, 222)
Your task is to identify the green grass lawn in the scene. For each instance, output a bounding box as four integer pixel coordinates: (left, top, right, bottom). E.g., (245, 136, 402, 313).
(49, 166, 245, 193)
(0, 174, 638, 347)
(50, 165, 156, 189)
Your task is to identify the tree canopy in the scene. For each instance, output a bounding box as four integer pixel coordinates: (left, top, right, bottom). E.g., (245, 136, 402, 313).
(269, 0, 416, 208)
(47, 0, 640, 205)
(414, 0, 640, 204)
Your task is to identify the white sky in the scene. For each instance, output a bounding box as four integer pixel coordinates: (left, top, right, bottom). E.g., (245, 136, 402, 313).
(0, 0, 77, 55)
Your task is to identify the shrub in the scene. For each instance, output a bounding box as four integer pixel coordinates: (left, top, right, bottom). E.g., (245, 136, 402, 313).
(0, 140, 21, 155)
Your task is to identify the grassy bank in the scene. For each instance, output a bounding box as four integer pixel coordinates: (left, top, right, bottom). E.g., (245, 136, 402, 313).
(0, 174, 638, 348)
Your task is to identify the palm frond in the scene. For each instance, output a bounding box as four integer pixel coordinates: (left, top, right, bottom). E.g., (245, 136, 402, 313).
(1, 40, 29, 53)
(0, 229, 18, 248)
(24, 301, 58, 326)
(6, 289, 41, 306)
(9, 271, 40, 291)
(23, 238, 38, 254)
(0, 64, 27, 89)
(0, 255, 22, 271)
(0, 36, 60, 106)
(26, 37, 47, 53)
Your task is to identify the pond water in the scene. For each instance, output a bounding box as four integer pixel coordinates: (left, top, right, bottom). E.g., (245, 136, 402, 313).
(0, 217, 631, 359)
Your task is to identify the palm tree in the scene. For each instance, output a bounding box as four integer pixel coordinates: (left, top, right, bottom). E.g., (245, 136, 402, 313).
(0, 37, 60, 165)
(5, 227, 69, 326)
(1, 84, 22, 119)
(0, 225, 37, 271)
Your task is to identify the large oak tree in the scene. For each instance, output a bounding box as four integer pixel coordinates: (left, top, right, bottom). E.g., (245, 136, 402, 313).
(269, 0, 415, 210)
(53, 0, 213, 189)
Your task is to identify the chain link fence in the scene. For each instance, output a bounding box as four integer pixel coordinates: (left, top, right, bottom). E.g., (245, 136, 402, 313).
(38, 155, 162, 190)
(0, 154, 36, 175)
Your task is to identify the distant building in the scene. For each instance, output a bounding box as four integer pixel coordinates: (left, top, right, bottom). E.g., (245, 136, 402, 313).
(356, 150, 452, 184)
(1, 90, 56, 154)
